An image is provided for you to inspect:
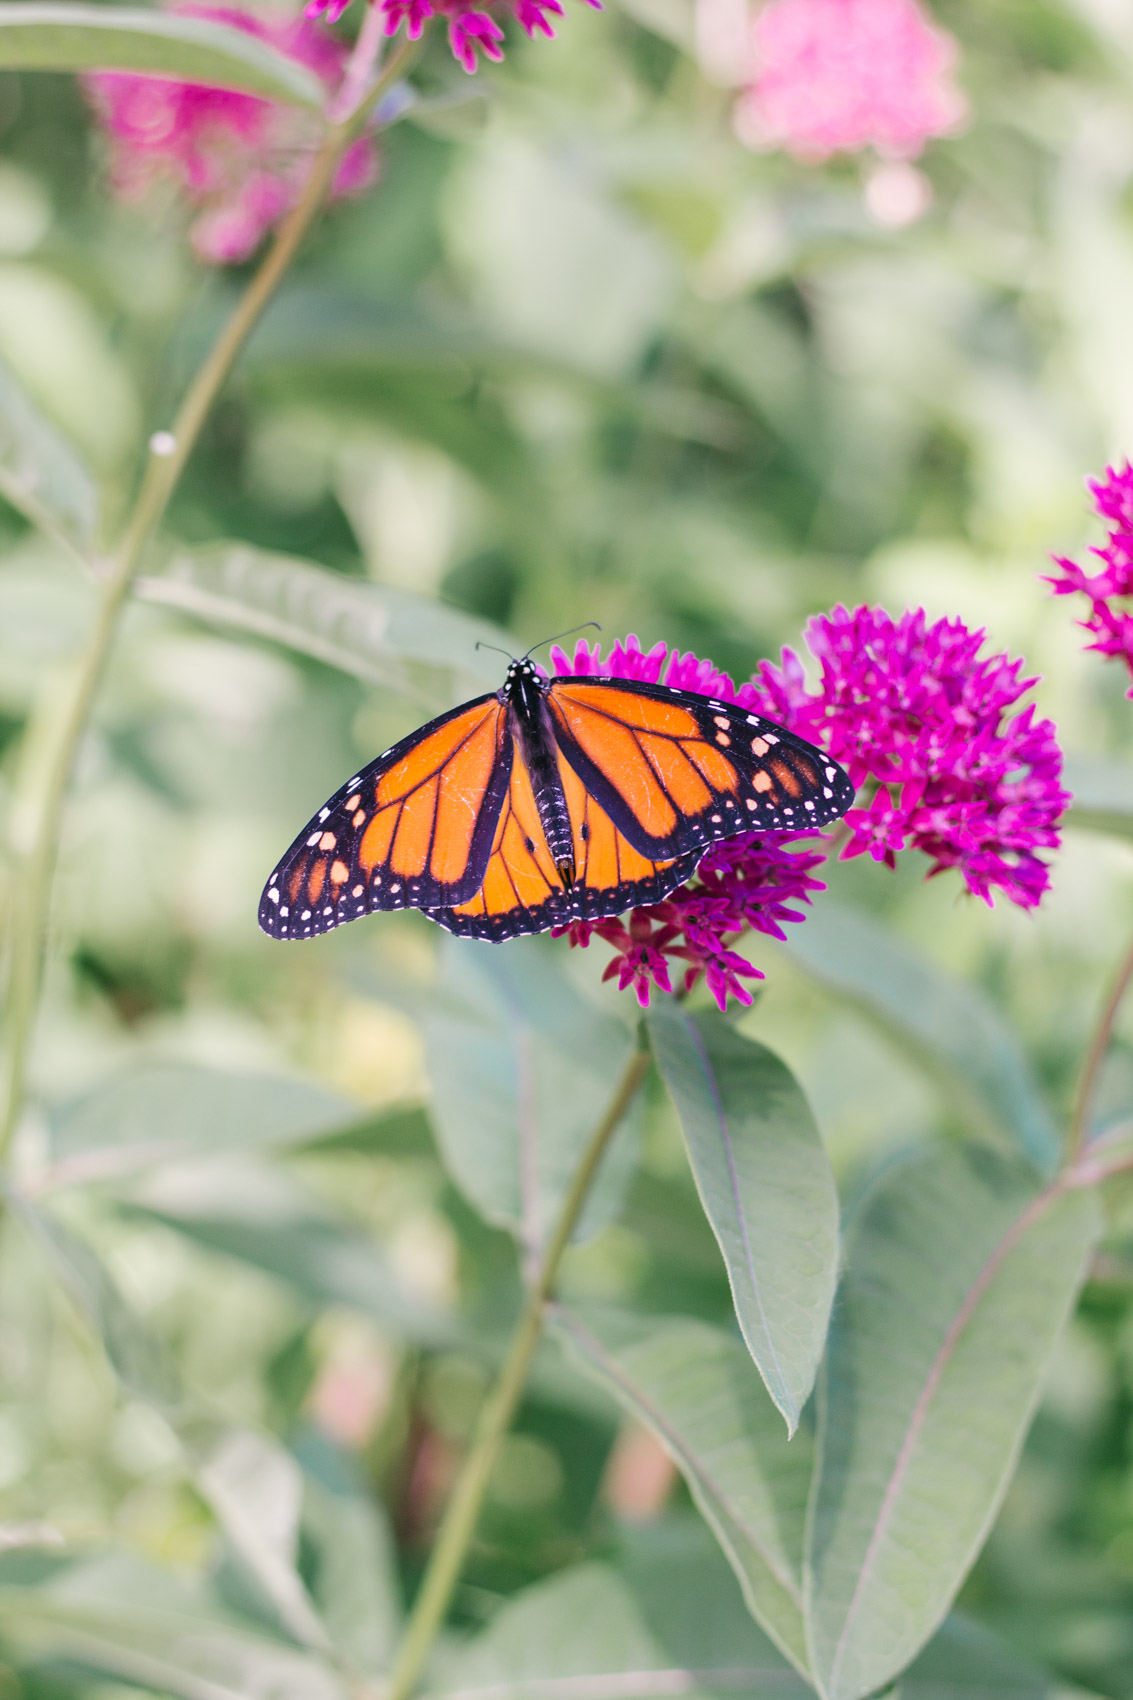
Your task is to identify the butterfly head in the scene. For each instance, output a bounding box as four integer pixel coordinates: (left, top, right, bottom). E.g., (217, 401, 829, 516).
(502, 655, 544, 701)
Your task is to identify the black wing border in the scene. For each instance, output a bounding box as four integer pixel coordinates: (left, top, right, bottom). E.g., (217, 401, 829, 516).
(428, 848, 701, 941)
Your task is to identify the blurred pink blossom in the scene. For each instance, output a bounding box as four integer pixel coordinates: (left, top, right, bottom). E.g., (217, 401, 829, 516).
(306, 0, 600, 74)
(84, 4, 378, 263)
(735, 0, 966, 162)
(1048, 462, 1133, 697)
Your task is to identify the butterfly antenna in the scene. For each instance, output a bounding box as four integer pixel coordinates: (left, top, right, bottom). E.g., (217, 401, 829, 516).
(475, 641, 517, 661)
(523, 621, 602, 662)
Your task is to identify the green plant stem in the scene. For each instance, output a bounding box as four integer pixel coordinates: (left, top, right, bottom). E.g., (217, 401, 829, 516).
(385, 1045, 653, 1700)
(0, 31, 418, 1159)
(1067, 926, 1133, 1163)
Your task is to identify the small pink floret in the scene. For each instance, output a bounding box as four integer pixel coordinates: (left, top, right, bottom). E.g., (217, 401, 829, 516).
(305, 0, 598, 69)
(736, 0, 966, 162)
(83, 3, 379, 264)
(449, 10, 506, 71)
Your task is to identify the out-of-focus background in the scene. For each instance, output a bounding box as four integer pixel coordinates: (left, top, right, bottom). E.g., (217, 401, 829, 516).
(4, 0, 1133, 1693)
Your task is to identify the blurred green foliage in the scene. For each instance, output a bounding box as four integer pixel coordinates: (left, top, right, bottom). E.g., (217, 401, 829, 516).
(5, 0, 1133, 1695)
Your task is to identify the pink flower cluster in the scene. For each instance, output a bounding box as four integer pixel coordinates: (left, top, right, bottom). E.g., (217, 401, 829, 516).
(306, 0, 600, 75)
(84, 5, 377, 263)
(735, 0, 966, 161)
(753, 607, 1068, 910)
(550, 614, 1066, 1010)
(1048, 463, 1133, 698)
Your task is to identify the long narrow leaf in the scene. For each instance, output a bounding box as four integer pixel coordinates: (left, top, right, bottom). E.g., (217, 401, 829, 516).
(647, 1010, 838, 1432)
(0, 3, 323, 105)
(805, 1145, 1099, 1700)
(39, 1063, 356, 1190)
(134, 543, 507, 707)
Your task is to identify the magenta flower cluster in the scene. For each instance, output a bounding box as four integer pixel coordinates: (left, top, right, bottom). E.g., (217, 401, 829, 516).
(550, 611, 1066, 1010)
(306, 0, 599, 74)
(752, 607, 1068, 911)
(1048, 463, 1133, 698)
(83, 5, 377, 263)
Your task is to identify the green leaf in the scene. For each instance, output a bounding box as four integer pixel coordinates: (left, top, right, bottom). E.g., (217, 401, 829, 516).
(134, 542, 510, 708)
(0, 1552, 346, 1700)
(898, 1613, 1067, 1698)
(1063, 756, 1133, 842)
(0, 357, 97, 549)
(647, 1009, 838, 1431)
(432, 1536, 811, 1700)
(0, 3, 324, 106)
(11, 1191, 181, 1408)
(128, 1184, 455, 1349)
(196, 1429, 331, 1655)
(299, 1434, 402, 1675)
(783, 902, 1058, 1173)
(41, 1063, 356, 1189)
(805, 1145, 1100, 1700)
(554, 1307, 812, 1676)
(423, 936, 641, 1248)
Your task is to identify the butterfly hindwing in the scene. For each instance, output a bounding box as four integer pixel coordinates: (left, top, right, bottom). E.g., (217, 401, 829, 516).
(430, 738, 699, 940)
(259, 695, 511, 939)
(546, 676, 853, 861)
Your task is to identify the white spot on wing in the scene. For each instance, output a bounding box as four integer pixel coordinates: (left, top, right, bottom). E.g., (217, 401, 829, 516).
(268, 889, 280, 904)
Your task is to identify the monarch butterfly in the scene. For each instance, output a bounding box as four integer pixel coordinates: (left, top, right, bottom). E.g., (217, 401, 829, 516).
(259, 656, 854, 943)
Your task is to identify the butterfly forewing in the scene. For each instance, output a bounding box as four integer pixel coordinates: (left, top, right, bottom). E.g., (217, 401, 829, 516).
(259, 695, 510, 939)
(546, 677, 853, 861)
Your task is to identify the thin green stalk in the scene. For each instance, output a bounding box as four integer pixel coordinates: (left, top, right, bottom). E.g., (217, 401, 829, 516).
(1067, 925, 1133, 1163)
(385, 1046, 653, 1700)
(0, 31, 418, 1158)
(0, 465, 92, 578)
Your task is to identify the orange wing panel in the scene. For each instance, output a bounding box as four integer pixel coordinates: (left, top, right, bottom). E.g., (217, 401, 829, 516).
(390, 778, 439, 877)
(639, 733, 713, 814)
(375, 703, 500, 807)
(684, 740, 737, 793)
(549, 696, 678, 840)
(449, 752, 559, 922)
(559, 757, 674, 892)
(429, 711, 501, 884)
(359, 806, 398, 874)
(556, 683, 700, 738)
